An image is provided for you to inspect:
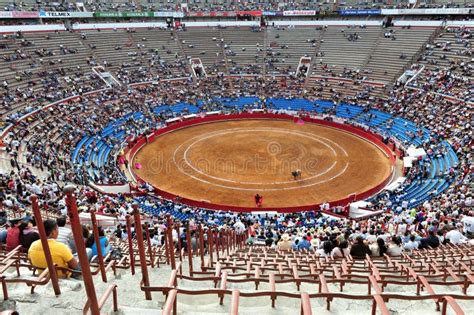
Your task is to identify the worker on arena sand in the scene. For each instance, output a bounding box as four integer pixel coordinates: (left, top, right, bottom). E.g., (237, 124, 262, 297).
(254, 194, 263, 207)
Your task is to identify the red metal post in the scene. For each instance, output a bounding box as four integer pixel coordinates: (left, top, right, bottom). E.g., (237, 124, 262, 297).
(231, 230, 234, 251)
(132, 204, 152, 300)
(164, 225, 170, 265)
(226, 230, 230, 256)
(222, 230, 226, 256)
(63, 185, 99, 314)
(207, 228, 214, 267)
(90, 210, 107, 283)
(166, 215, 176, 270)
(198, 224, 205, 270)
(144, 223, 154, 268)
(215, 230, 220, 261)
(30, 195, 61, 296)
(125, 215, 135, 275)
(186, 224, 193, 276)
(175, 222, 182, 263)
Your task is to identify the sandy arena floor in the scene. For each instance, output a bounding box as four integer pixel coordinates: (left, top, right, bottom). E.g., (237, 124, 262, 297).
(133, 119, 392, 208)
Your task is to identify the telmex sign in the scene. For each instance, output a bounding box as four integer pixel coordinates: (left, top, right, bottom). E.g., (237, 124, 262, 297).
(40, 11, 71, 18)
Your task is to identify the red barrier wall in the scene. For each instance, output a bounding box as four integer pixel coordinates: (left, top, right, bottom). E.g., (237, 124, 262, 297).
(128, 112, 396, 215)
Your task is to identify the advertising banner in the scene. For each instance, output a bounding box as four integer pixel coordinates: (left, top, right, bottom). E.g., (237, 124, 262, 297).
(0, 11, 13, 18)
(262, 11, 283, 16)
(12, 11, 39, 18)
(39, 11, 93, 18)
(94, 12, 154, 18)
(283, 10, 317, 16)
(235, 10, 262, 17)
(339, 9, 381, 15)
(381, 8, 470, 15)
(187, 11, 236, 17)
(154, 11, 184, 18)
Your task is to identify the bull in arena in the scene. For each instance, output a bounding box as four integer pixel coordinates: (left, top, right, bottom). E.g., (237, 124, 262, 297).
(292, 169, 301, 180)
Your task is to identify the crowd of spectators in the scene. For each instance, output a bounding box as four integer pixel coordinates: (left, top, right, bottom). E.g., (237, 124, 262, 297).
(0, 24, 472, 278)
(2, 0, 473, 13)
(412, 27, 473, 102)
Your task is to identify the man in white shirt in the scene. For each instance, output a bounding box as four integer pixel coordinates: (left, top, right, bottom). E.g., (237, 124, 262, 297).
(445, 228, 467, 245)
(403, 235, 419, 253)
(56, 216, 73, 250)
(233, 220, 246, 235)
(398, 220, 407, 236)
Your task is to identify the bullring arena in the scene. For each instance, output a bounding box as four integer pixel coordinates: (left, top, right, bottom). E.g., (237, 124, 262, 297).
(0, 3, 473, 315)
(133, 114, 394, 209)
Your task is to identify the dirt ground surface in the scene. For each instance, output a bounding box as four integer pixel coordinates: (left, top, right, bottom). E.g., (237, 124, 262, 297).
(133, 119, 392, 208)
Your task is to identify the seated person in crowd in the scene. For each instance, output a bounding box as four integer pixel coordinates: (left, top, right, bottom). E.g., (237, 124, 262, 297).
(403, 234, 419, 253)
(56, 215, 73, 249)
(28, 219, 79, 278)
(331, 240, 349, 259)
(297, 236, 311, 250)
(350, 236, 371, 258)
(19, 218, 39, 250)
(445, 226, 467, 245)
(6, 218, 22, 251)
(87, 226, 112, 257)
(277, 233, 292, 251)
(386, 236, 403, 256)
(419, 230, 440, 249)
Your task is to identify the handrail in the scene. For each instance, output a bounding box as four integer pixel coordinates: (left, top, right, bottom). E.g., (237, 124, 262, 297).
(230, 290, 240, 315)
(371, 294, 390, 315)
(0, 246, 22, 262)
(88, 284, 118, 314)
(368, 275, 383, 295)
(2, 268, 51, 300)
(300, 292, 312, 315)
(162, 289, 178, 315)
(269, 272, 276, 307)
(220, 271, 228, 290)
(167, 269, 178, 288)
(404, 64, 425, 88)
(0, 261, 15, 275)
(219, 271, 227, 305)
(319, 274, 329, 293)
(441, 296, 464, 315)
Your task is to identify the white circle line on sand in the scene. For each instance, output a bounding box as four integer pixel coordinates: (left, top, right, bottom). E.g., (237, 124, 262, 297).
(174, 159, 348, 192)
(169, 127, 350, 191)
(182, 128, 340, 185)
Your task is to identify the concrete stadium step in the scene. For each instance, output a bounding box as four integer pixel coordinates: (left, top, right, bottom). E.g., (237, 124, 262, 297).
(114, 305, 164, 315)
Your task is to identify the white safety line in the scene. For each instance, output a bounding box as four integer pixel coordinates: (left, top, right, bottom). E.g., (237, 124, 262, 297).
(168, 127, 351, 191)
(180, 128, 341, 185)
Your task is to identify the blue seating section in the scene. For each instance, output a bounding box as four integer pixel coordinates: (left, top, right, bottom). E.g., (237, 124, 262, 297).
(266, 98, 315, 111)
(153, 102, 200, 115)
(134, 197, 340, 227)
(72, 111, 150, 181)
(214, 97, 260, 110)
(313, 100, 336, 113)
(71, 97, 458, 212)
(138, 200, 190, 222)
(355, 109, 391, 127)
(336, 103, 364, 119)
